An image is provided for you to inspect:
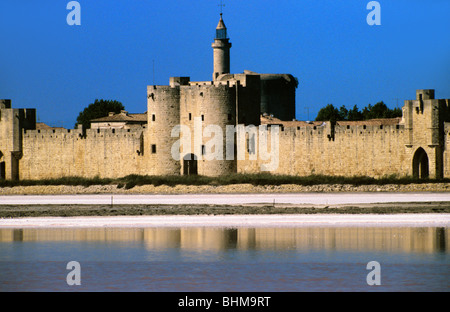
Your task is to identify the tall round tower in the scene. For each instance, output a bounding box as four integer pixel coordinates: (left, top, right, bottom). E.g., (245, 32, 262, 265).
(212, 14, 232, 80)
(147, 85, 181, 175)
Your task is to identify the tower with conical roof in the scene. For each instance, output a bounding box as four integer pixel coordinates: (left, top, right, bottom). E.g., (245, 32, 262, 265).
(212, 13, 232, 80)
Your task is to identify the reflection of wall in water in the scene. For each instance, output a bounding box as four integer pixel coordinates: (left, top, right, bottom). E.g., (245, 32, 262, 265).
(0, 227, 448, 254)
(0, 228, 146, 242)
(237, 228, 449, 254)
(0, 228, 239, 251)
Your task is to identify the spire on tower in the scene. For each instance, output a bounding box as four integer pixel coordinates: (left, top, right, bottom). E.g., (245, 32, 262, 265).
(216, 18, 227, 39)
(212, 0, 231, 80)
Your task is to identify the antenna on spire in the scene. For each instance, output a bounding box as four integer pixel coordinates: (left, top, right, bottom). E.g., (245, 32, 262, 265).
(219, 0, 225, 16)
(152, 59, 155, 85)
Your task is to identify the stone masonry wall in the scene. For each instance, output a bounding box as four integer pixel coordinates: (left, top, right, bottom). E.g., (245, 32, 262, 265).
(147, 85, 181, 176)
(179, 82, 237, 176)
(0, 105, 36, 180)
(3, 89, 449, 180)
(19, 128, 146, 180)
(238, 123, 408, 178)
(444, 122, 450, 178)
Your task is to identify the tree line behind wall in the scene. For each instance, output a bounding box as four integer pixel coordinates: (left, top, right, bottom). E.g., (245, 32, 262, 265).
(315, 102, 402, 122)
(74, 99, 124, 129)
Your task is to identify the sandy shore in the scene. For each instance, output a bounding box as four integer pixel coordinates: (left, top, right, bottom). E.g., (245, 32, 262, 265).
(1, 213, 449, 228)
(0, 182, 449, 195)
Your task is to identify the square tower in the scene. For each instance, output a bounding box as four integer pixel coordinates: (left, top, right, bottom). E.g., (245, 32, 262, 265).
(402, 90, 450, 178)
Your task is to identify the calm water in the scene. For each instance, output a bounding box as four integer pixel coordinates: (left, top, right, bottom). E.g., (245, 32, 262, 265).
(0, 227, 448, 292)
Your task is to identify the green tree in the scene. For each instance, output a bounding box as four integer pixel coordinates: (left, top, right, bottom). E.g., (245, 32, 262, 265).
(315, 104, 340, 122)
(361, 104, 373, 120)
(347, 105, 363, 121)
(315, 101, 402, 122)
(387, 107, 402, 118)
(369, 101, 389, 119)
(75, 99, 124, 129)
(362, 101, 402, 120)
(338, 105, 349, 121)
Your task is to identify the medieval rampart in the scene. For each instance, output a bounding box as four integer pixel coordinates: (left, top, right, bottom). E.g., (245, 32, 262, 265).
(19, 127, 146, 180)
(238, 121, 408, 178)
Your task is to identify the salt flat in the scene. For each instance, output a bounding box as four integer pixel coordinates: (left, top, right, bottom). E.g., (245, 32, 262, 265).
(0, 213, 448, 228)
(1, 193, 449, 228)
(1, 192, 450, 206)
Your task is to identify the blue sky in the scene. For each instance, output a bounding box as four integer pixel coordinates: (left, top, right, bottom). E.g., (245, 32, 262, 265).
(1, 0, 449, 127)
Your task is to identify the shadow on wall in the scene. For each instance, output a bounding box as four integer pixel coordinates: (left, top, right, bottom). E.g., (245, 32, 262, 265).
(0, 151, 4, 180)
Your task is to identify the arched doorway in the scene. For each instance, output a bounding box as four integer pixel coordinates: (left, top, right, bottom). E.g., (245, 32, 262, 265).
(183, 153, 198, 176)
(413, 147, 429, 179)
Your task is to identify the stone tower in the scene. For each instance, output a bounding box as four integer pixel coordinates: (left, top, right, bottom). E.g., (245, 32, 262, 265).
(147, 84, 181, 175)
(402, 89, 450, 179)
(0, 100, 36, 180)
(212, 14, 232, 80)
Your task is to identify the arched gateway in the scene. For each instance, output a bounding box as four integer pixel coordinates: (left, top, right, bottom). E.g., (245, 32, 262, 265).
(183, 154, 198, 176)
(412, 147, 429, 179)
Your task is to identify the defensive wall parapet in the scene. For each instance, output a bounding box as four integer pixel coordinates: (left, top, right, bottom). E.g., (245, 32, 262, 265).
(19, 126, 146, 180)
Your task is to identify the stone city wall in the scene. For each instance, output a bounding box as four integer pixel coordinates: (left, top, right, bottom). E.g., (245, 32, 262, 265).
(19, 127, 146, 180)
(238, 122, 408, 178)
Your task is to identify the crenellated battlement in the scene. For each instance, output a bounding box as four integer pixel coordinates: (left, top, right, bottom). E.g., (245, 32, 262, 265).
(22, 127, 144, 139)
(148, 80, 239, 94)
(149, 74, 261, 93)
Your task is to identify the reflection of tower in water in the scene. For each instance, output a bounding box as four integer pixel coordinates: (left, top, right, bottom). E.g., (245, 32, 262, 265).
(144, 228, 239, 250)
